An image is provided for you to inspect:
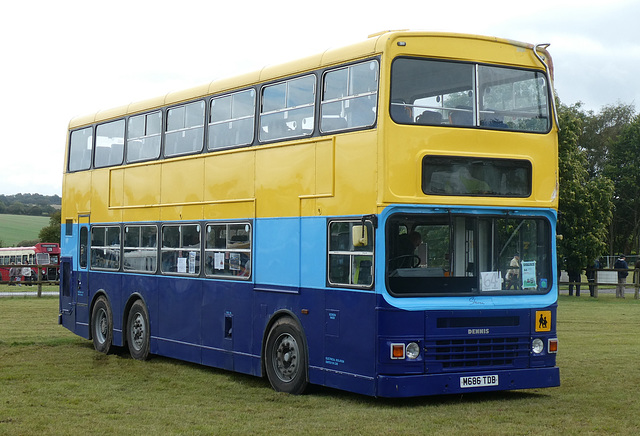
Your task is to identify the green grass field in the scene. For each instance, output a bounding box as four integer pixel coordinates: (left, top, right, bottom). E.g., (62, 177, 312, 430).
(0, 214, 50, 246)
(1, 294, 639, 435)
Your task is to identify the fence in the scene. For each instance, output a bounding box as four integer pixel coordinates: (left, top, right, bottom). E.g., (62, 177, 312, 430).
(0, 264, 60, 297)
(559, 268, 640, 299)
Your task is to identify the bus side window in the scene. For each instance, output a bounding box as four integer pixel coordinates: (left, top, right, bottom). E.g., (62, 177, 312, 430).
(321, 60, 378, 132)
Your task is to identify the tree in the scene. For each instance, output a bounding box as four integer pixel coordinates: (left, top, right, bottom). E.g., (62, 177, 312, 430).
(580, 102, 635, 178)
(556, 101, 614, 273)
(7, 202, 25, 215)
(604, 115, 640, 255)
(39, 211, 61, 244)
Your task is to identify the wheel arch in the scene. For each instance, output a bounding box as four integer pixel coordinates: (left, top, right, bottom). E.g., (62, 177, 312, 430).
(260, 309, 309, 381)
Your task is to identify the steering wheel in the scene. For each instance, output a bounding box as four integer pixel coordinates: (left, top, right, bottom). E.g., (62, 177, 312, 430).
(389, 254, 421, 268)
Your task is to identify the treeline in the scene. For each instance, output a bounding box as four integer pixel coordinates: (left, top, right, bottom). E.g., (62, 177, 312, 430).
(557, 100, 640, 272)
(0, 193, 61, 216)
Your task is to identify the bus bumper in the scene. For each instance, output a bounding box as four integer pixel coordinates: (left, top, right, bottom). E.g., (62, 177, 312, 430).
(376, 367, 560, 398)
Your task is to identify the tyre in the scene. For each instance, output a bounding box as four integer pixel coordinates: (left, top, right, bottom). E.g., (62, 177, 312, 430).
(264, 317, 308, 394)
(127, 300, 150, 360)
(91, 296, 113, 354)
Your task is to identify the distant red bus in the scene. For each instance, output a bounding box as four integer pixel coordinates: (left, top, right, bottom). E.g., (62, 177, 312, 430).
(0, 243, 60, 282)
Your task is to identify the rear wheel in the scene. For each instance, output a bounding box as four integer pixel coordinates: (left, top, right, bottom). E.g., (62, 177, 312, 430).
(127, 300, 150, 360)
(91, 296, 113, 354)
(264, 317, 308, 394)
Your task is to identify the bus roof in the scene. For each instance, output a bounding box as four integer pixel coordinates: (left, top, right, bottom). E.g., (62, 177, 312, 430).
(68, 31, 552, 129)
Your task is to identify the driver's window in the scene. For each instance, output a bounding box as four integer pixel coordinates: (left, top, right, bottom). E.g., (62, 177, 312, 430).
(328, 220, 374, 288)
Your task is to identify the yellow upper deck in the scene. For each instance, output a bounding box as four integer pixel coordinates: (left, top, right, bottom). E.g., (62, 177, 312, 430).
(68, 31, 553, 129)
(63, 31, 557, 224)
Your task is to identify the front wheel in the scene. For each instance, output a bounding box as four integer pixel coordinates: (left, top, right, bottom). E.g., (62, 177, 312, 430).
(91, 296, 113, 354)
(264, 317, 308, 394)
(127, 300, 150, 360)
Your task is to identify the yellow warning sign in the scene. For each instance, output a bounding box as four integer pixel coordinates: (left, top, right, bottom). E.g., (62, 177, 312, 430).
(535, 311, 551, 332)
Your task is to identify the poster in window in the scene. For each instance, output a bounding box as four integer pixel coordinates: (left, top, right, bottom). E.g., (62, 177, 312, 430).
(189, 251, 196, 274)
(521, 260, 537, 289)
(229, 253, 241, 271)
(480, 271, 502, 291)
(214, 252, 224, 270)
(177, 257, 187, 273)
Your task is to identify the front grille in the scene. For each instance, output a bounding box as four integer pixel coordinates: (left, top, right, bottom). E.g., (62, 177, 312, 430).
(426, 337, 529, 371)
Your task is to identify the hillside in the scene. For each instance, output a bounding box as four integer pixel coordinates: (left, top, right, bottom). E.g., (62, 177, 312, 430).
(0, 193, 61, 216)
(0, 214, 50, 246)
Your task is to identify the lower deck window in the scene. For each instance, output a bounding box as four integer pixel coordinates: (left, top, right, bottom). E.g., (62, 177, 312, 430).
(328, 220, 374, 287)
(161, 224, 201, 275)
(386, 213, 552, 296)
(204, 222, 251, 279)
(90, 226, 121, 270)
(124, 225, 158, 273)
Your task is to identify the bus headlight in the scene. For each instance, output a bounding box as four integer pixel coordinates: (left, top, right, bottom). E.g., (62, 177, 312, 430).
(531, 338, 544, 354)
(406, 342, 420, 359)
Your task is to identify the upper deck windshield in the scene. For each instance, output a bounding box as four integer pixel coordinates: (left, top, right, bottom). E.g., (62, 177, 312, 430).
(390, 57, 551, 133)
(386, 212, 553, 296)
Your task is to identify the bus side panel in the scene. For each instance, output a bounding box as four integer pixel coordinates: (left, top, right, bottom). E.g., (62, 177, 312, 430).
(323, 289, 377, 396)
(202, 280, 257, 374)
(253, 217, 300, 289)
(156, 278, 203, 365)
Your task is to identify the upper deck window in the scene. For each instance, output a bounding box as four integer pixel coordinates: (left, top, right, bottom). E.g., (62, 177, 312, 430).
(390, 58, 550, 133)
(321, 60, 378, 132)
(68, 127, 93, 172)
(165, 101, 205, 157)
(259, 75, 315, 142)
(127, 111, 162, 163)
(209, 89, 256, 150)
(94, 119, 125, 168)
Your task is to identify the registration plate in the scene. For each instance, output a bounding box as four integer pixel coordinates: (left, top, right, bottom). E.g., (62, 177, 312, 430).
(460, 375, 499, 388)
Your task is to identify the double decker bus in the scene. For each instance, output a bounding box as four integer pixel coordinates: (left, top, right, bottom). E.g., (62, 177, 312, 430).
(0, 243, 61, 282)
(59, 31, 559, 397)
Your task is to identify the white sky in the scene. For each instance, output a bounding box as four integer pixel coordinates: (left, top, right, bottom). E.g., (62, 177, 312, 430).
(1, 0, 639, 196)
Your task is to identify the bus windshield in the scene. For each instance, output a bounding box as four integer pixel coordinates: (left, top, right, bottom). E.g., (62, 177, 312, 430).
(386, 213, 553, 296)
(390, 57, 550, 132)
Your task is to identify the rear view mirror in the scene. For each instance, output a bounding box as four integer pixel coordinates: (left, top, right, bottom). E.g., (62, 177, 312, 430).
(352, 225, 368, 247)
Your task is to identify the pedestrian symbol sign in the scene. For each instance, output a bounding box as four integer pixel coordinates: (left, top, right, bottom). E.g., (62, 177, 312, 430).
(535, 311, 551, 332)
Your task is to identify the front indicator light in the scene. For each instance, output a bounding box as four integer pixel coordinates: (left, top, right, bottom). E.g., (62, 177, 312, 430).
(532, 338, 544, 354)
(548, 338, 558, 353)
(406, 342, 420, 359)
(391, 343, 405, 359)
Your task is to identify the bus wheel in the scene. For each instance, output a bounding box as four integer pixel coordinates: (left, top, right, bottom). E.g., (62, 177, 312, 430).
(127, 300, 150, 360)
(265, 317, 308, 394)
(91, 296, 113, 354)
